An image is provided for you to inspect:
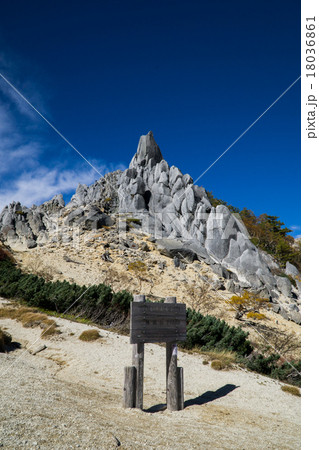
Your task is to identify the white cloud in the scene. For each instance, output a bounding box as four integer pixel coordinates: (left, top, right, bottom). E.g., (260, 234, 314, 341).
(0, 64, 126, 212)
(0, 161, 126, 211)
(0, 166, 96, 209)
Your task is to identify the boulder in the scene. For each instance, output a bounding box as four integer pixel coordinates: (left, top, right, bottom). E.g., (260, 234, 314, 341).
(156, 239, 198, 263)
(289, 311, 301, 325)
(225, 279, 236, 293)
(285, 262, 300, 278)
(275, 276, 292, 298)
(26, 239, 37, 249)
(211, 280, 225, 291)
(210, 263, 231, 279)
(279, 308, 290, 321)
(272, 304, 280, 314)
(101, 251, 113, 262)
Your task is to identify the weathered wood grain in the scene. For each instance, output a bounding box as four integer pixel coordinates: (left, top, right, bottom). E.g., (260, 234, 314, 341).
(123, 366, 136, 408)
(130, 302, 186, 344)
(177, 367, 184, 410)
(132, 295, 145, 409)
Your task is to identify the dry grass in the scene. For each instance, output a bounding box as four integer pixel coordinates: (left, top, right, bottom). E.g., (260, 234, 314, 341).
(41, 323, 61, 338)
(185, 278, 216, 314)
(20, 312, 50, 328)
(281, 385, 301, 397)
(103, 267, 134, 291)
(261, 329, 301, 359)
(200, 349, 237, 370)
(0, 305, 60, 338)
(27, 259, 58, 282)
(184, 346, 237, 370)
(79, 329, 101, 341)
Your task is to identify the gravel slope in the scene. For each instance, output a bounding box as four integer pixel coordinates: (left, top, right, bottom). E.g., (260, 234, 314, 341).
(0, 303, 300, 449)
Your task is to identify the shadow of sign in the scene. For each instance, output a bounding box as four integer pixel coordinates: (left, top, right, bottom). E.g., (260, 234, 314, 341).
(144, 384, 239, 413)
(184, 384, 239, 408)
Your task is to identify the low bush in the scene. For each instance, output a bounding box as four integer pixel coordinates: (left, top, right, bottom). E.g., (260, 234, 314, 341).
(281, 385, 301, 396)
(228, 291, 269, 320)
(79, 329, 100, 341)
(211, 360, 224, 370)
(242, 353, 301, 387)
(0, 260, 133, 326)
(207, 350, 236, 370)
(181, 308, 253, 356)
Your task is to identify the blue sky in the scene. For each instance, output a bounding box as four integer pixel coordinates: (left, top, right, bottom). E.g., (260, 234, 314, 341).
(0, 0, 300, 236)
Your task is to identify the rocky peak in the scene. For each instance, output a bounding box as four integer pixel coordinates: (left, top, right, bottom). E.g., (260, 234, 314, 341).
(0, 131, 301, 324)
(129, 131, 163, 169)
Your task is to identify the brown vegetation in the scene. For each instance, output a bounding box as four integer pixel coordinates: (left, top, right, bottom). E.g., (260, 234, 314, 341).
(197, 349, 237, 370)
(0, 243, 15, 262)
(26, 259, 58, 282)
(127, 260, 147, 290)
(0, 305, 60, 338)
(281, 385, 301, 397)
(185, 277, 215, 314)
(79, 329, 100, 341)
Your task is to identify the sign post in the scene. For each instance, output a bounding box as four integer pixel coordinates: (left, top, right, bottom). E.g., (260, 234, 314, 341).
(132, 294, 145, 409)
(123, 294, 186, 411)
(165, 297, 179, 411)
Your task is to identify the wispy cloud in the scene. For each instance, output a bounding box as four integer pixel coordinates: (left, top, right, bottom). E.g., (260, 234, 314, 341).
(0, 166, 95, 208)
(0, 103, 42, 175)
(0, 161, 126, 209)
(0, 52, 49, 121)
(0, 60, 126, 212)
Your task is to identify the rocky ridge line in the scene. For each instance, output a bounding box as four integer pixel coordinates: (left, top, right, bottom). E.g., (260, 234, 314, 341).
(0, 132, 301, 323)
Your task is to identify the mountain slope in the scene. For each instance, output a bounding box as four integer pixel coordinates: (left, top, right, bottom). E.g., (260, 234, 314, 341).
(0, 132, 301, 324)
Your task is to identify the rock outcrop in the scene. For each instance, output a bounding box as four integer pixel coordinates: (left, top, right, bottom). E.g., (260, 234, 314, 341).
(0, 131, 301, 323)
(117, 132, 281, 292)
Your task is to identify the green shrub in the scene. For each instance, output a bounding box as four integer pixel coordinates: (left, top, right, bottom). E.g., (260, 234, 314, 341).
(180, 308, 253, 356)
(0, 260, 132, 326)
(243, 353, 301, 387)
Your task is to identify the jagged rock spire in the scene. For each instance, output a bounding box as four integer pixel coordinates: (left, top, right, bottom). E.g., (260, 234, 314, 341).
(0, 130, 301, 323)
(129, 131, 163, 169)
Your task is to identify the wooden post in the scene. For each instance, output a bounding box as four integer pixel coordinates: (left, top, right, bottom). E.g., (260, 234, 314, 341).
(123, 366, 136, 408)
(165, 296, 179, 411)
(132, 294, 145, 409)
(177, 367, 184, 410)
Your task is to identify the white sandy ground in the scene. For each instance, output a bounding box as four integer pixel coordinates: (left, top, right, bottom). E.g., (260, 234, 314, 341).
(0, 299, 300, 449)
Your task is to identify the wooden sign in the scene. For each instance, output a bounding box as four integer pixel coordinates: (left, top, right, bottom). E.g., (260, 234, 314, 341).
(130, 302, 187, 344)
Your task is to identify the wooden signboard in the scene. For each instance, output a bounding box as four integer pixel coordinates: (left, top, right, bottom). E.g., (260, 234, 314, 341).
(130, 302, 187, 344)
